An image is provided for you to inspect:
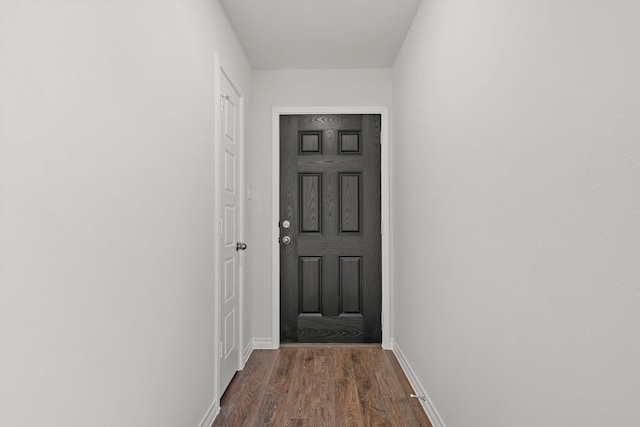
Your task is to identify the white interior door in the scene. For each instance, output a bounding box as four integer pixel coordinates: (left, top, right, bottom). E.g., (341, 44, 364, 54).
(219, 70, 242, 393)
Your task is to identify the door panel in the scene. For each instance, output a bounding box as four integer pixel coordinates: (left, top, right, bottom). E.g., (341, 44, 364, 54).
(280, 114, 381, 343)
(220, 73, 241, 393)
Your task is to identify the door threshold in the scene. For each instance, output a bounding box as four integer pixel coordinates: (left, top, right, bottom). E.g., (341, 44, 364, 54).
(279, 343, 382, 349)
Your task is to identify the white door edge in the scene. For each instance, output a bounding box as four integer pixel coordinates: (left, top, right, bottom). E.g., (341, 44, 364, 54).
(271, 106, 391, 350)
(214, 53, 246, 401)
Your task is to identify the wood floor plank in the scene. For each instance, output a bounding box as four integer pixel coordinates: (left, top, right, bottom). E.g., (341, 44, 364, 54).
(333, 348, 354, 379)
(409, 400, 434, 427)
(385, 350, 415, 395)
(282, 349, 315, 421)
(311, 348, 335, 426)
(384, 397, 423, 427)
(266, 348, 297, 394)
(383, 350, 433, 426)
(254, 392, 287, 427)
(351, 349, 392, 426)
(334, 377, 365, 427)
(374, 349, 407, 398)
(210, 347, 431, 427)
(285, 419, 309, 427)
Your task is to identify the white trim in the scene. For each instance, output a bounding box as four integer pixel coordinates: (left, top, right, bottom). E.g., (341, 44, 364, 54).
(242, 338, 277, 369)
(271, 106, 391, 348)
(241, 337, 278, 368)
(242, 340, 253, 367)
(212, 51, 222, 407)
(214, 53, 246, 400)
(198, 399, 220, 427)
(252, 337, 278, 350)
(391, 340, 446, 427)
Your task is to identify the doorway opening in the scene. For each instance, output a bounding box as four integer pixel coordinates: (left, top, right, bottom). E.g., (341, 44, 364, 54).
(271, 107, 390, 348)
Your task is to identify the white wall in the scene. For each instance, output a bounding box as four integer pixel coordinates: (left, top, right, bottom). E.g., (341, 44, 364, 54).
(392, 0, 640, 426)
(0, 1, 250, 426)
(247, 69, 392, 343)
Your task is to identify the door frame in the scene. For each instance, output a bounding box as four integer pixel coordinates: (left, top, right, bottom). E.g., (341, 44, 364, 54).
(213, 53, 245, 401)
(271, 106, 391, 349)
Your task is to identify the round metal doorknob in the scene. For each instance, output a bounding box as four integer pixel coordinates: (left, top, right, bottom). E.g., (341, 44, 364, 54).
(281, 236, 291, 245)
(236, 242, 247, 251)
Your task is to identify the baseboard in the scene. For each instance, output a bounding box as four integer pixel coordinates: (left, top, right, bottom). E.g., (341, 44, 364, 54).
(198, 399, 220, 427)
(242, 341, 253, 367)
(391, 340, 446, 427)
(252, 337, 278, 350)
(241, 337, 278, 368)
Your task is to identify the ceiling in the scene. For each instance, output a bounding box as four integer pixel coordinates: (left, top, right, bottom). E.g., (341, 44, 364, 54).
(219, 0, 423, 70)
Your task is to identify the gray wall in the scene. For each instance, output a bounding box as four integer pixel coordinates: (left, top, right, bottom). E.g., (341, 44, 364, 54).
(0, 1, 251, 425)
(391, 0, 640, 425)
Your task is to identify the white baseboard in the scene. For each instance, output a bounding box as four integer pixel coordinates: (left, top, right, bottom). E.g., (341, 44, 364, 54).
(252, 337, 278, 350)
(198, 399, 220, 427)
(242, 341, 253, 367)
(241, 337, 278, 369)
(391, 340, 446, 427)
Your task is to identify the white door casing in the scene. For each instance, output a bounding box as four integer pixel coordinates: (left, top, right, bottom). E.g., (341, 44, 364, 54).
(271, 106, 391, 349)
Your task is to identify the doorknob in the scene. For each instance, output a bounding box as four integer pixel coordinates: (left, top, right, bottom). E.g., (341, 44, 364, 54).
(236, 242, 247, 251)
(281, 236, 291, 245)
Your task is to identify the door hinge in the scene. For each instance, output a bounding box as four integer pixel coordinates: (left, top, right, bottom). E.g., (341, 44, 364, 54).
(219, 341, 223, 358)
(219, 218, 223, 235)
(381, 312, 384, 326)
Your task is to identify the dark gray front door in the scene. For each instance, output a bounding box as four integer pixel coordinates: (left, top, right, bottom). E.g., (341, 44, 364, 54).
(280, 114, 382, 343)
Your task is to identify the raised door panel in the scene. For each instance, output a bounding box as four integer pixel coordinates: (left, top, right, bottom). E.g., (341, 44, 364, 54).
(224, 258, 236, 302)
(224, 97, 236, 143)
(299, 173, 322, 234)
(339, 256, 362, 314)
(299, 256, 322, 314)
(300, 131, 322, 153)
(223, 309, 236, 357)
(339, 131, 361, 154)
(340, 173, 361, 233)
(224, 150, 236, 194)
(224, 206, 235, 246)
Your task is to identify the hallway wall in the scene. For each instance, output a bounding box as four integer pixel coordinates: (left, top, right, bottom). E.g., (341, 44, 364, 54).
(0, 1, 251, 426)
(247, 69, 392, 344)
(392, 0, 640, 425)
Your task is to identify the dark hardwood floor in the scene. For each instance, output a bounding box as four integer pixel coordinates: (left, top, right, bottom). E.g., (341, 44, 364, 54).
(211, 346, 432, 427)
